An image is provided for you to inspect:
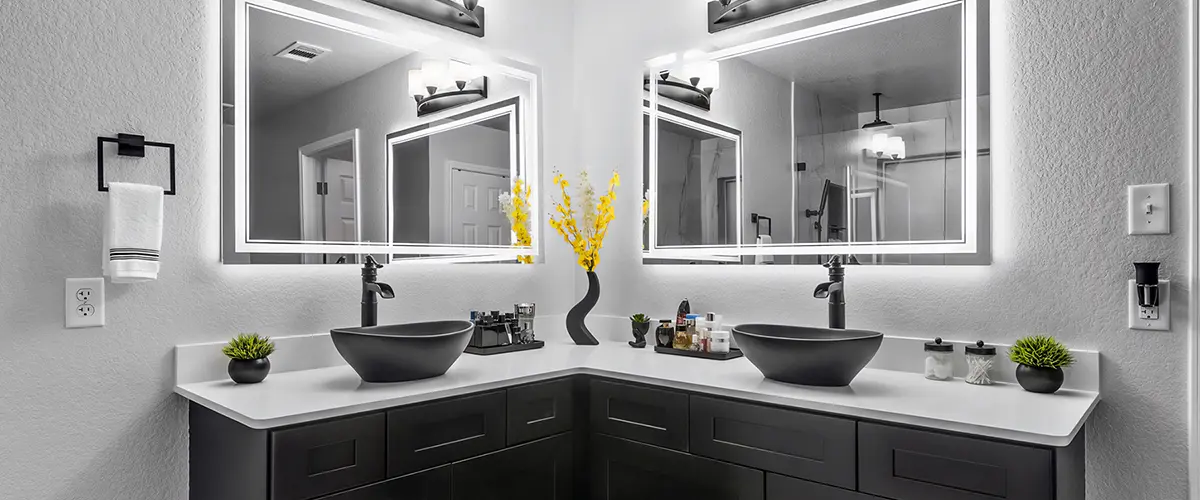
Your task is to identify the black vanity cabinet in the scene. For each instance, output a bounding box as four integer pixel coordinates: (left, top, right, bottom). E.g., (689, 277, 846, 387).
(189, 375, 1084, 500)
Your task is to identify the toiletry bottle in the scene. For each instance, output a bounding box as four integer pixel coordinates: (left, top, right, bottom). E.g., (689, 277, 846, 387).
(676, 299, 691, 329)
(710, 330, 731, 354)
(674, 325, 691, 350)
(656, 320, 674, 348)
(697, 319, 712, 352)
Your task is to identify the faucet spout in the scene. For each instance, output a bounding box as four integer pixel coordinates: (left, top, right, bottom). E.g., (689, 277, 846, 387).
(365, 282, 395, 299)
(813, 281, 843, 299)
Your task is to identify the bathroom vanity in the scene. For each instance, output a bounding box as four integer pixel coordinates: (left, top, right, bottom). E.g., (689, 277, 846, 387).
(179, 343, 1096, 500)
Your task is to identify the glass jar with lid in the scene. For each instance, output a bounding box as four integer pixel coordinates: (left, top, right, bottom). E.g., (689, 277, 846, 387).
(924, 338, 954, 381)
(964, 340, 997, 385)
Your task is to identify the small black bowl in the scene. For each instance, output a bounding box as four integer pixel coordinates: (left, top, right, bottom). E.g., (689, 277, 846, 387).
(1015, 365, 1065, 394)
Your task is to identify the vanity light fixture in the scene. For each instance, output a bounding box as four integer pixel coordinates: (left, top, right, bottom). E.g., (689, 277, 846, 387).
(644, 60, 721, 111)
(408, 59, 489, 117)
(362, 0, 486, 37)
(708, 0, 830, 33)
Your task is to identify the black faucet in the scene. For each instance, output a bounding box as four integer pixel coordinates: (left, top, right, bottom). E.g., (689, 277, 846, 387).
(813, 255, 845, 329)
(361, 256, 395, 327)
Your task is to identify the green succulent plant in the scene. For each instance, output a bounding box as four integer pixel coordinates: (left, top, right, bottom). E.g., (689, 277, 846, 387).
(222, 333, 276, 361)
(629, 313, 651, 323)
(1008, 335, 1074, 369)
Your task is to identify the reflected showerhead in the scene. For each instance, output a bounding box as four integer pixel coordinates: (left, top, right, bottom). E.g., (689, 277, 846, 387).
(861, 92, 892, 131)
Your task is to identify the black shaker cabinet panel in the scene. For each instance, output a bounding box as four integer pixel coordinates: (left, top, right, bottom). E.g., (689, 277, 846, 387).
(315, 466, 451, 500)
(858, 422, 1054, 500)
(506, 378, 574, 446)
(451, 432, 574, 500)
(690, 395, 857, 489)
(766, 473, 882, 500)
(591, 434, 764, 500)
(270, 412, 387, 500)
(387, 390, 507, 478)
(589, 379, 689, 451)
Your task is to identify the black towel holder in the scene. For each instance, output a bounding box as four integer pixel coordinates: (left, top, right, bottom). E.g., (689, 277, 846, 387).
(97, 133, 177, 195)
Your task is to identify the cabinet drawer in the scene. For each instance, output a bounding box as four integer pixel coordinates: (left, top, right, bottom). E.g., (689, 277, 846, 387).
(316, 466, 450, 500)
(858, 422, 1053, 500)
(589, 379, 689, 451)
(270, 413, 386, 500)
(387, 391, 506, 477)
(507, 378, 574, 446)
(691, 396, 856, 489)
(591, 434, 763, 500)
(766, 474, 880, 500)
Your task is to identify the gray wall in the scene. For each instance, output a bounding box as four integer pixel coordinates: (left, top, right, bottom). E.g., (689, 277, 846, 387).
(575, 0, 1193, 499)
(0, 0, 577, 497)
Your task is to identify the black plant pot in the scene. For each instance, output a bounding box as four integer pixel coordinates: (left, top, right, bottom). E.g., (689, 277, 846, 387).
(1015, 364, 1064, 394)
(629, 321, 651, 348)
(566, 271, 600, 345)
(228, 358, 271, 384)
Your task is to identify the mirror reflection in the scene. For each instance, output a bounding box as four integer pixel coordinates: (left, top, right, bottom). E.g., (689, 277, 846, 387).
(644, 1, 989, 265)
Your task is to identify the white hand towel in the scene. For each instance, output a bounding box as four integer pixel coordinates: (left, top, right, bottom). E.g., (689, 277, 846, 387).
(755, 234, 774, 265)
(103, 182, 164, 283)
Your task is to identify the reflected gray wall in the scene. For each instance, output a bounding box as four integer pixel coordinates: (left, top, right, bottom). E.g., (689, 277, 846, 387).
(392, 137, 431, 243)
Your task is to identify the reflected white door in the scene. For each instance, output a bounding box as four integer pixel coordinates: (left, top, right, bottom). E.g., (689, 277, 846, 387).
(323, 159, 357, 242)
(450, 166, 510, 246)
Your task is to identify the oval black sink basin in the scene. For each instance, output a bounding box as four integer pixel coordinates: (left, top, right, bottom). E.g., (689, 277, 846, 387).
(332, 321, 474, 383)
(732, 324, 883, 387)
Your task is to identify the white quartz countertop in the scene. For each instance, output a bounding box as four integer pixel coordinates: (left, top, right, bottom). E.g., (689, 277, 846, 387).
(175, 340, 1099, 447)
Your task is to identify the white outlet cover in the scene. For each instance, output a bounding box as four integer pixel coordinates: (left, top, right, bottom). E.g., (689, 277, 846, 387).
(1128, 279, 1170, 331)
(65, 278, 105, 329)
(1128, 183, 1170, 235)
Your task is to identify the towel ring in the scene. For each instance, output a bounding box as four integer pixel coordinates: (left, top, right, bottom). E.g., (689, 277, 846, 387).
(97, 133, 177, 195)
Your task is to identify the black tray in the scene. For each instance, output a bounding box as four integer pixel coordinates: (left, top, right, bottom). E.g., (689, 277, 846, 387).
(465, 340, 544, 356)
(654, 346, 744, 360)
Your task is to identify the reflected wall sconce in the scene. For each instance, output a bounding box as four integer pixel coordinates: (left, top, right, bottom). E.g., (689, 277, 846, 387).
(863, 92, 905, 160)
(362, 0, 486, 37)
(408, 59, 488, 117)
(644, 60, 721, 111)
(708, 0, 829, 33)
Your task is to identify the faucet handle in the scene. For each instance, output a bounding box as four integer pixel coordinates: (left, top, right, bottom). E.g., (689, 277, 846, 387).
(363, 255, 384, 269)
(823, 255, 843, 269)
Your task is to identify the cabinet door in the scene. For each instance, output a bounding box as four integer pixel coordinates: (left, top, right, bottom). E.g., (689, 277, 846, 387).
(691, 396, 856, 489)
(589, 379, 689, 451)
(858, 422, 1053, 500)
(766, 473, 881, 500)
(591, 434, 763, 500)
(388, 391, 507, 477)
(271, 412, 386, 500)
(451, 433, 573, 500)
(507, 378, 574, 446)
(317, 466, 451, 500)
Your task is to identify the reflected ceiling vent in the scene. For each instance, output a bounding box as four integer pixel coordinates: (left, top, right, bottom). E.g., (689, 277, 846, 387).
(274, 42, 330, 64)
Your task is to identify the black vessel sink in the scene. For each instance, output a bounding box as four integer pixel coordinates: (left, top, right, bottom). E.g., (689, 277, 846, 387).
(732, 324, 883, 387)
(332, 321, 474, 383)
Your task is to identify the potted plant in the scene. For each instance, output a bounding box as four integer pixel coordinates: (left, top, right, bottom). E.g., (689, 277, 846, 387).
(548, 169, 620, 345)
(222, 333, 276, 384)
(629, 314, 651, 348)
(1008, 335, 1074, 394)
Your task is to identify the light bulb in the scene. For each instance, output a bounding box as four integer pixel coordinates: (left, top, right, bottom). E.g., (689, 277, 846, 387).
(421, 59, 449, 92)
(887, 136, 906, 160)
(407, 69, 425, 98)
(871, 133, 888, 157)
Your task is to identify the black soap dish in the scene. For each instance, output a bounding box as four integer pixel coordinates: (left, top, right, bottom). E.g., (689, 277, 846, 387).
(465, 341, 544, 356)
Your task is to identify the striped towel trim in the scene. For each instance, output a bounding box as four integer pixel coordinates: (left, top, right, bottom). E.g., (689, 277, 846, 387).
(110, 248, 160, 262)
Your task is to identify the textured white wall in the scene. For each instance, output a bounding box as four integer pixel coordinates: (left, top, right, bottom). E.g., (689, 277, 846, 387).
(0, 0, 576, 498)
(574, 0, 1192, 499)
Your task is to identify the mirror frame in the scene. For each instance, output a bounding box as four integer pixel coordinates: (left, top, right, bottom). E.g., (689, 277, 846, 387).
(227, 0, 542, 260)
(644, 0, 983, 259)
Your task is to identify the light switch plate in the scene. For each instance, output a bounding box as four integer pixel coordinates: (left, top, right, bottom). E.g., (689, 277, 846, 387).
(1129, 279, 1170, 331)
(1128, 183, 1170, 235)
(65, 278, 105, 328)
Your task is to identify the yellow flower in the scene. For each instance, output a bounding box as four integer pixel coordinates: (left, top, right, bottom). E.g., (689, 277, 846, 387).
(547, 169, 620, 272)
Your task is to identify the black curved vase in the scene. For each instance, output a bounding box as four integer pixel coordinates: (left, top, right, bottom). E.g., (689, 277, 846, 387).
(1015, 364, 1064, 394)
(566, 272, 600, 345)
(228, 358, 271, 384)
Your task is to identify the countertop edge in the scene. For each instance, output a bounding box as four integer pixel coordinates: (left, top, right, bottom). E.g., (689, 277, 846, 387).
(175, 366, 1100, 446)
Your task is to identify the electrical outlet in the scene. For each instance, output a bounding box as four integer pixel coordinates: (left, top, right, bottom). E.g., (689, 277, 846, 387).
(1129, 279, 1170, 331)
(65, 278, 105, 329)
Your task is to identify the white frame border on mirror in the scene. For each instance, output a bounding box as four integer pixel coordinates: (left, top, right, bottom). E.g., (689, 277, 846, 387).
(230, 0, 541, 260)
(644, 0, 980, 258)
